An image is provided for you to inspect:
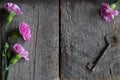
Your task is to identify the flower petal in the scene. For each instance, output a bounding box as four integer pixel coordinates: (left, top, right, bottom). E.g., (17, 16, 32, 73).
(113, 10, 119, 16)
(103, 15, 113, 22)
(102, 3, 111, 9)
(13, 43, 29, 61)
(19, 23, 31, 41)
(100, 3, 119, 22)
(4, 3, 22, 15)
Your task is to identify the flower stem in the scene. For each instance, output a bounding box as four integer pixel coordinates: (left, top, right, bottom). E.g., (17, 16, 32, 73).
(5, 69, 9, 80)
(110, 0, 119, 4)
(115, 0, 119, 3)
(5, 64, 11, 80)
(2, 52, 5, 80)
(2, 24, 9, 80)
(1, 12, 14, 80)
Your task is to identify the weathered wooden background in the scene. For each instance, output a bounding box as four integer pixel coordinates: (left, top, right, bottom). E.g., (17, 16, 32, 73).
(0, 0, 59, 80)
(60, 0, 120, 80)
(0, 0, 120, 80)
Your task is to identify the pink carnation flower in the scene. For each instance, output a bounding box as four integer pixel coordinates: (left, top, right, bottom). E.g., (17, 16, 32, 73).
(13, 43, 29, 61)
(100, 3, 119, 22)
(4, 3, 22, 15)
(19, 23, 31, 41)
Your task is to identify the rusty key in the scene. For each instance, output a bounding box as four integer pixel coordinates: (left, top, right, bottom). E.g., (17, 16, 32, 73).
(86, 35, 118, 71)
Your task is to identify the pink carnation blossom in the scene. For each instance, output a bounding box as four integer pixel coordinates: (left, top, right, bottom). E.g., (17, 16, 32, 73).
(13, 43, 29, 61)
(100, 3, 119, 22)
(19, 23, 31, 41)
(4, 3, 22, 15)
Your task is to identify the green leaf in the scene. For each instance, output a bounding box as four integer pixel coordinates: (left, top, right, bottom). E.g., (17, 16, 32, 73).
(8, 32, 21, 40)
(4, 42, 9, 50)
(110, 4, 117, 10)
(7, 51, 10, 59)
(12, 32, 21, 38)
(6, 12, 15, 23)
(10, 54, 21, 65)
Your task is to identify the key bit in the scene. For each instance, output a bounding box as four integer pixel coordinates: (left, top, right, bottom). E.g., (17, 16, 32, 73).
(86, 34, 118, 71)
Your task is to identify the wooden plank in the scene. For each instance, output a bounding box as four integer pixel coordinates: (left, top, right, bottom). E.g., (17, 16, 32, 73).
(60, 0, 120, 80)
(0, 0, 59, 80)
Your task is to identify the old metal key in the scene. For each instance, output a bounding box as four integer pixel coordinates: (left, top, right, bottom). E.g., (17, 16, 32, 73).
(86, 35, 118, 71)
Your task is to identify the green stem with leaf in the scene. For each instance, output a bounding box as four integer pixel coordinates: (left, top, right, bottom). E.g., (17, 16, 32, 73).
(1, 12, 14, 80)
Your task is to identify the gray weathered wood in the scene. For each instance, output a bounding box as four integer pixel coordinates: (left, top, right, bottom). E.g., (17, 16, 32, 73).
(0, 0, 59, 80)
(60, 0, 120, 80)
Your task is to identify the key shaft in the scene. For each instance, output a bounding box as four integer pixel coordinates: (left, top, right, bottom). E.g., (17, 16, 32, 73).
(87, 44, 111, 71)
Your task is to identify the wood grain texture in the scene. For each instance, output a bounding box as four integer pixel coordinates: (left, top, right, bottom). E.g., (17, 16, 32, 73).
(0, 0, 59, 80)
(60, 0, 120, 80)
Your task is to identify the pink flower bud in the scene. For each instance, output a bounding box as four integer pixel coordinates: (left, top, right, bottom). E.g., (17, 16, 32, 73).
(4, 3, 22, 15)
(19, 23, 31, 41)
(100, 3, 119, 22)
(13, 43, 29, 61)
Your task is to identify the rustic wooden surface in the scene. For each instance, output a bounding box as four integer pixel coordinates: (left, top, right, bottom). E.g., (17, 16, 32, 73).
(0, 0, 59, 80)
(60, 0, 120, 80)
(0, 0, 120, 80)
